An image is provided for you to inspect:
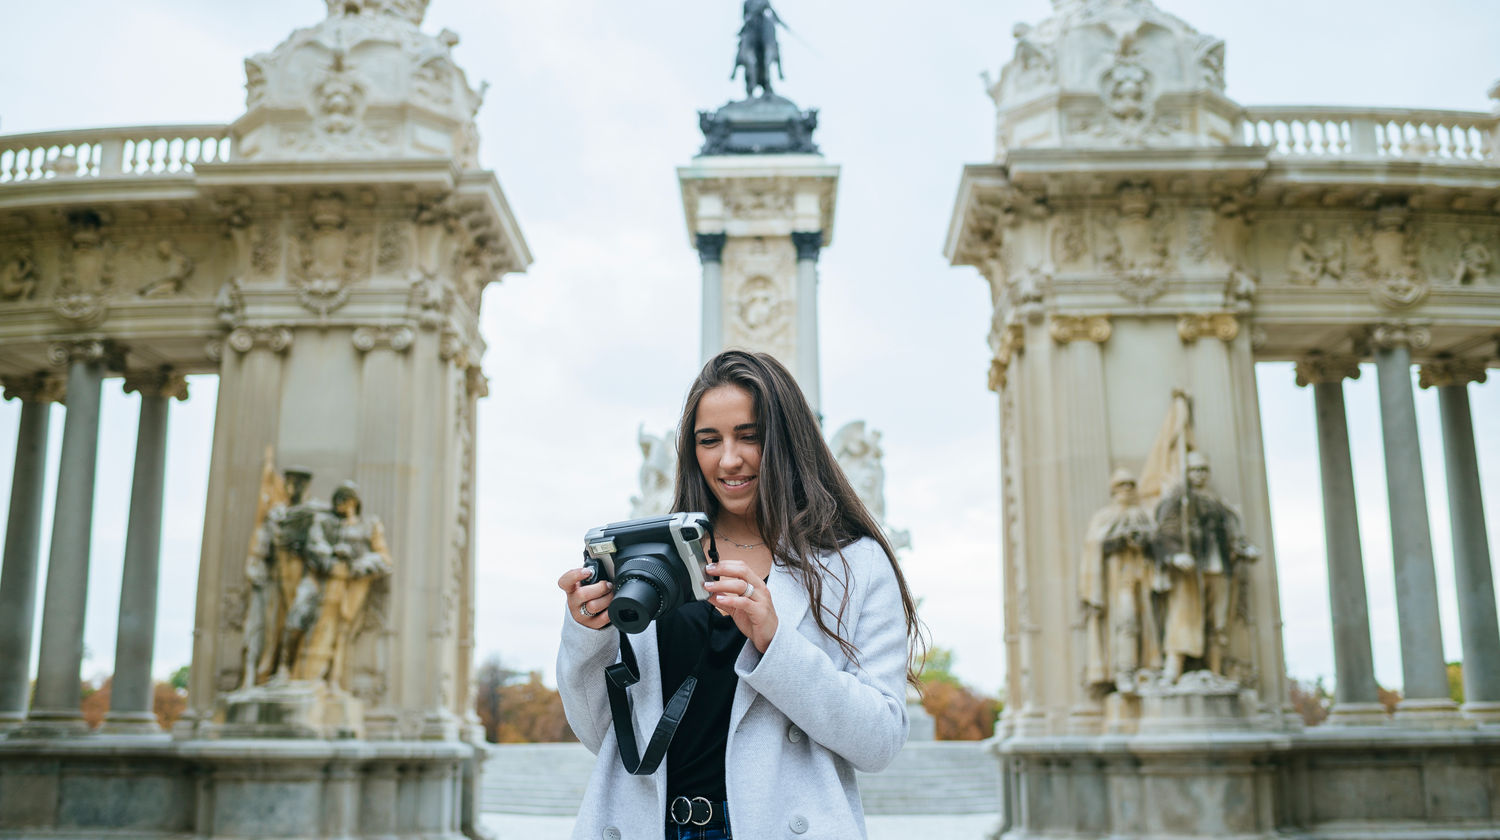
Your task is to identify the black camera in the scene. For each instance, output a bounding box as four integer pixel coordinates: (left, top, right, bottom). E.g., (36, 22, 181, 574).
(581, 512, 717, 633)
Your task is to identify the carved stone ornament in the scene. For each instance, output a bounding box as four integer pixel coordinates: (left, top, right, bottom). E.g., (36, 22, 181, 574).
(1294, 353, 1361, 387)
(1, 372, 66, 404)
(1285, 222, 1344, 286)
(987, 321, 1025, 392)
(464, 363, 488, 399)
(137, 239, 195, 298)
(1451, 228, 1493, 285)
(0, 242, 39, 301)
(215, 278, 246, 328)
(123, 367, 190, 401)
(1049, 315, 1112, 344)
(1369, 321, 1432, 351)
(1417, 358, 1489, 389)
(351, 325, 415, 353)
(1099, 185, 1172, 304)
(1349, 205, 1429, 310)
(1176, 313, 1238, 343)
(227, 326, 294, 354)
(290, 194, 370, 319)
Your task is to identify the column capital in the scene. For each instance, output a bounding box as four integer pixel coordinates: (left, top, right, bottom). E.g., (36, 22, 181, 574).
(227, 326, 294, 355)
(694, 232, 726, 265)
(791, 231, 823, 262)
(1049, 314, 1111, 344)
(123, 367, 189, 401)
(1295, 353, 1362, 387)
(1177, 312, 1239, 344)
(2, 372, 66, 404)
(1418, 358, 1489, 389)
(46, 339, 116, 368)
(1368, 321, 1432, 351)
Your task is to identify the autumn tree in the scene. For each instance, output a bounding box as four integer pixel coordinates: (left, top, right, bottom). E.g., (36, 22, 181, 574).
(917, 646, 1001, 741)
(1288, 677, 1331, 727)
(77, 666, 191, 731)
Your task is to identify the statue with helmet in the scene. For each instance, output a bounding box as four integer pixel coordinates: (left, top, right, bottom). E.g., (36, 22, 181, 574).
(1153, 450, 1261, 682)
(1079, 468, 1161, 695)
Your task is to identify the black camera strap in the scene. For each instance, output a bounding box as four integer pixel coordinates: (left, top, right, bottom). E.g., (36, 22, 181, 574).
(601, 521, 721, 776)
(605, 630, 705, 776)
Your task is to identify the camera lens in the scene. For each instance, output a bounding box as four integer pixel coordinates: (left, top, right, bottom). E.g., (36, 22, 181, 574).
(607, 542, 682, 633)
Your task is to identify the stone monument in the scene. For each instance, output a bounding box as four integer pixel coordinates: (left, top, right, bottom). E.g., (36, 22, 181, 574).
(0, 1, 529, 837)
(948, 0, 1500, 836)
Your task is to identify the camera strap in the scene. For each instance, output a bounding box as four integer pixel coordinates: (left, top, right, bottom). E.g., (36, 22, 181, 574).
(605, 630, 703, 776)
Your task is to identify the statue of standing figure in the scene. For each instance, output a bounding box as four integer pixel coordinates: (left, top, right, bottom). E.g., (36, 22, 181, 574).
(293, 481, 392, 684)
(733, 0, 785, 98)
(1080, 469, 1161, 695)
(1153, 451, 1260, 682)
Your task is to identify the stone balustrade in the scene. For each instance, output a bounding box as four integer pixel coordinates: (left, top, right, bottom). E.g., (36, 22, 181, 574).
(0, 124, 232, 183)
(1242, 106, 1499, 162)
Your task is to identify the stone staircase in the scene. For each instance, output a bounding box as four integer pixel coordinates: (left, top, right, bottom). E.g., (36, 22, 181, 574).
(480, 741, 1000, 816)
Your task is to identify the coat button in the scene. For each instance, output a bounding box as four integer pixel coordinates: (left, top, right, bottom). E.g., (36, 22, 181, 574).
(602, 827, 621, 840)
(787, 725, 804, 743)
(789, 815, 809, 834)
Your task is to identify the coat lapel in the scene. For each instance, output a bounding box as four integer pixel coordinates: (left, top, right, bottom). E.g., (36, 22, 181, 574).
(727, 563, 811, 736)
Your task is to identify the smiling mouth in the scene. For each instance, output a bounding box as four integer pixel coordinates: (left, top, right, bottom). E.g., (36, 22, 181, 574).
(720, 477, 755, 489)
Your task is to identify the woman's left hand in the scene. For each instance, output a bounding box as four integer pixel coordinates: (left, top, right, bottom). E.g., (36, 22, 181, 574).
(704, 559, 778, 653)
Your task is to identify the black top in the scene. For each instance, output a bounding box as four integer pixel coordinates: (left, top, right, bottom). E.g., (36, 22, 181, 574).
(657, 599, 748, 800)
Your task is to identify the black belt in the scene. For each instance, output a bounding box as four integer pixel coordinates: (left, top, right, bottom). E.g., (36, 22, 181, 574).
(668, 796, 728, 828)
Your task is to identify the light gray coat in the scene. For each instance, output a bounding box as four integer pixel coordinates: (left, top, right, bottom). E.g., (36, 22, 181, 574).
(557, 536, 910, 840)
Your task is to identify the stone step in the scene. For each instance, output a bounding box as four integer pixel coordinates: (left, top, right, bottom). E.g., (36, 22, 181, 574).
(479, 740, 1002, 817)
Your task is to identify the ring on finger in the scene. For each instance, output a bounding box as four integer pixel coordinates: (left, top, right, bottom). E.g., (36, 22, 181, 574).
(579, 604, 595, 618)
(743, 582, 754, 599)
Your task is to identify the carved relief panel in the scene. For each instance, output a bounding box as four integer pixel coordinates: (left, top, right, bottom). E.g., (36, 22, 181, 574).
(721, 236, 797, 365)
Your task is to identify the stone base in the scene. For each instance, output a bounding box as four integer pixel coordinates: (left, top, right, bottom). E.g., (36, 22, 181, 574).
(1325, 701, 1391, 726)
(996, 726, 1500, 839)
(0, 734, 487, 839)
(215, 679, 364, 739)
(100, 709, 164, 735)
(1137, 670, 1257, 734)
(1394, 696, 1470, 728)
(1460, 700, 1500, 726)
(4, 708, 89, 739)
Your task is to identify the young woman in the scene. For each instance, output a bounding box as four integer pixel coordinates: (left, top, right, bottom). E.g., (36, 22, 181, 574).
(557, 350, 924, 840)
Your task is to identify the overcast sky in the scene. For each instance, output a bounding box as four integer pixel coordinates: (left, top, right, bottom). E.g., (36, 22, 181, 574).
(1, 0, 1498, 699)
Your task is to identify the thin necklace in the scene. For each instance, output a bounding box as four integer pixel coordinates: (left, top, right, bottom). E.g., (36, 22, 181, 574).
(717, 530, 764, 549)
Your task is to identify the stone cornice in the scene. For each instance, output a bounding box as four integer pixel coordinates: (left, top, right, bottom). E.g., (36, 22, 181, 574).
(1418, 358, 1489, 389)
(1294, 353, 1362, 387)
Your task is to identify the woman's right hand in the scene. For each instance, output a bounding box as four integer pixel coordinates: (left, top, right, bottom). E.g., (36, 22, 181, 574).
(558, 567, 613, 630)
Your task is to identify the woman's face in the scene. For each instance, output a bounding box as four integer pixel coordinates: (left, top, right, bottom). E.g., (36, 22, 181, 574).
(693, 384, 763, 526)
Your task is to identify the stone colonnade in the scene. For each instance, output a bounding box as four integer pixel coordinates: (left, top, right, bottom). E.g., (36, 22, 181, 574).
(0, 340, 187, 734)
(1295, 327, 1500, 724)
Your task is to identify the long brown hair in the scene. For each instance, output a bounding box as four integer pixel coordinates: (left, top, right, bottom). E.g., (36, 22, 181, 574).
(671, 350, 926, 688)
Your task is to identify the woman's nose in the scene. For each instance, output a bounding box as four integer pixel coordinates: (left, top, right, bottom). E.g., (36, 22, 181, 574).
(720, 442, 744, 469)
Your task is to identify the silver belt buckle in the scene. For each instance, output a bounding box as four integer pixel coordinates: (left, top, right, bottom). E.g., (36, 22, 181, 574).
(691, 796, 713, 827)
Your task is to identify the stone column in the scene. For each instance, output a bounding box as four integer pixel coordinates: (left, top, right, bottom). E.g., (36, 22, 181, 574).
(24, 341, 110, 734)
(791, 231, 823, 415)
(1419, 359, 1500, 724)
(1370, 324, 1458, 720)
(695, 233, 726, 365)
(0, 373, 65, 730)
(103, 369, 189, 733)
(1294, 355, 1385, 724)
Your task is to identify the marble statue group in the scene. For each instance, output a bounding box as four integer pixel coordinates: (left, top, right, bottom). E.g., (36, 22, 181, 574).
(1079, 400, 1260, 697)
(241, 452, 392, 690)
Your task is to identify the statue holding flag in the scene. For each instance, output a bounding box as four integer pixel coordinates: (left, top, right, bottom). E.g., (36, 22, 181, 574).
(733, 0, 786, 98)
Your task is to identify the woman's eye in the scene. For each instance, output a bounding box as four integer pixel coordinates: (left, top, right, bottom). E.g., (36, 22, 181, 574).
(697, 438, 719, 447)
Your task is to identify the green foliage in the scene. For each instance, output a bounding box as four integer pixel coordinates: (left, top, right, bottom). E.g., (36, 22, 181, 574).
(170, 665, 190, 692)
(1447, 661, 1464, 705)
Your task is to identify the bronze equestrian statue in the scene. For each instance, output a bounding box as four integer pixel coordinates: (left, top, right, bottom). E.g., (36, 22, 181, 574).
(733, 0, 785, 98)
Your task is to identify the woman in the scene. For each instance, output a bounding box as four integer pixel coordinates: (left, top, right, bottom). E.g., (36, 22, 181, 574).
(557, 350, 924, 840)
